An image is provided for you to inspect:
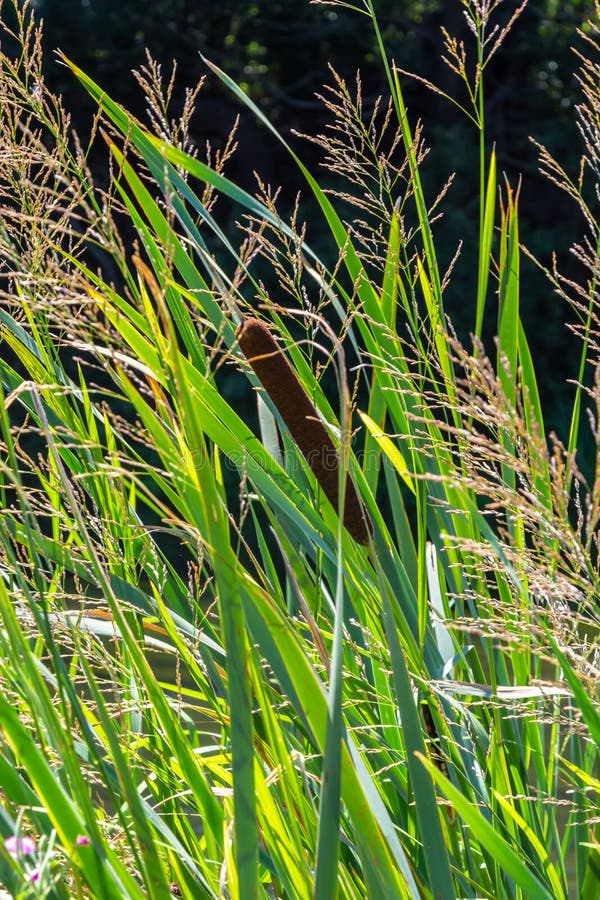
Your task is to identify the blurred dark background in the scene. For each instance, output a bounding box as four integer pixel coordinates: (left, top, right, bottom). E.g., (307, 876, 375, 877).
(27, 0, 600, 444)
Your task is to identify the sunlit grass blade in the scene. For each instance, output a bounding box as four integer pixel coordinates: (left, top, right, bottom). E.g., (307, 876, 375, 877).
(475, 149, 497, 340)
(497, 182, 520, 401)
(239, 578, 419, 896)
(418, 754, 557, 899)
(375, 556, 455, 900)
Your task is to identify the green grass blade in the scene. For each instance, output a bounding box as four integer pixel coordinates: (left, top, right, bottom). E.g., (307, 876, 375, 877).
(475, 150, 497, 340)
(418, 754, 556, 899)
(375, 556, 455, 900)
(0, 684, 145, 898)
(498, 183, 520, 401)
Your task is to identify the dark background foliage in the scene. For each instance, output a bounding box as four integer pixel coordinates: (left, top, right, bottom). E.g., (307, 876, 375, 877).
(28, 0, 599, 440)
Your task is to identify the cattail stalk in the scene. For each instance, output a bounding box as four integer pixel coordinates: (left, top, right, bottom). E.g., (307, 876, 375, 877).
(237, 317, 370, 545)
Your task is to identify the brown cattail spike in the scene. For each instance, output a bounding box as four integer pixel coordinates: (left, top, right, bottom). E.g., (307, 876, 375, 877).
(237, 317, 371, 545)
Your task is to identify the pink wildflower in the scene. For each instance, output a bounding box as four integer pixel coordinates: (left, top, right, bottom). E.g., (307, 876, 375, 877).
(4, 835, 36, 858)
(75, 835, 90, 847)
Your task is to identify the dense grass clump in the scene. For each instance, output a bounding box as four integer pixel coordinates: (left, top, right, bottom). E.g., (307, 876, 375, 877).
(0, 1, 599, 897)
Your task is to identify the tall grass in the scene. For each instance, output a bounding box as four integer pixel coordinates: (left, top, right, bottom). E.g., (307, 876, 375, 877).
(0, 0, 599, 896)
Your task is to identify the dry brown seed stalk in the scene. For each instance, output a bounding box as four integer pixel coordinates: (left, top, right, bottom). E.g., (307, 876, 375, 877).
(237, 317, 370, 545)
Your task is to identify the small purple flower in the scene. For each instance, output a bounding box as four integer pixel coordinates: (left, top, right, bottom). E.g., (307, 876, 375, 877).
(75, 835, 90, 847)
(28, 867, 40, 883)
(4, 835, 36, 858)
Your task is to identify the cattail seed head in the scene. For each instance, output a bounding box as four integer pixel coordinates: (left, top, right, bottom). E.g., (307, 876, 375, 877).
(237, 317, 370, 544)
